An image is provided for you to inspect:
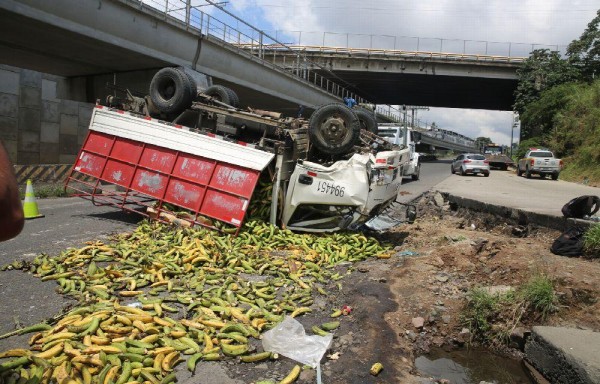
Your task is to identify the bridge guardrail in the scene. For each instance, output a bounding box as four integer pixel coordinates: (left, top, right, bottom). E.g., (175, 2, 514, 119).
(236, 44, 527, 64)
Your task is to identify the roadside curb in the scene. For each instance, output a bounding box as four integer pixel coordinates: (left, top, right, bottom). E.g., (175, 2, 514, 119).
(525, 326, 600, 384)
(442, 193, 568, 231)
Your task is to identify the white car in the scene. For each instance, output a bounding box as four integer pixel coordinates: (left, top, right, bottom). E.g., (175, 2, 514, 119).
(451, 153, 490, 177)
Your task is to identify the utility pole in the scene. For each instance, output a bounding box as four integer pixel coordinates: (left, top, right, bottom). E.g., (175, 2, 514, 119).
(510, 113, 519, 158)
(402, 105, 408, 147)
(406, 106, 430, 129)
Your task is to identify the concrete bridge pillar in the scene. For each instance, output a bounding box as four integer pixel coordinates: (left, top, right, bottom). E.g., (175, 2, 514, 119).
(0, 64, 93, 168)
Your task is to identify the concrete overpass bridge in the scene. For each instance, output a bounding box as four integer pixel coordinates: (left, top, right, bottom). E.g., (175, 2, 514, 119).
(254, 45, 524, 110)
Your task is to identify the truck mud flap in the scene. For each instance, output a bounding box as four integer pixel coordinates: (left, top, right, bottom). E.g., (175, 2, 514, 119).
(65, 107, 275, 233)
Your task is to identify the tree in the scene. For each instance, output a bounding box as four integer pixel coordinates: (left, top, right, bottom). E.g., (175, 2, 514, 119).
(520, 82, 580, 139)
(474, 136, 493, 152)
(567, 9, 600, 82)
(513, 49, 581, 140)
(513, 49, 580, 118)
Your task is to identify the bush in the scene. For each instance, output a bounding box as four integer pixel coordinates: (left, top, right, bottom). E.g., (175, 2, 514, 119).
(461, 274, 557, 346)
(460, 288, 514, 344)
(19, 184, 70, 199)
(520, 274, 557, 320)
(583, 224, 600, 257)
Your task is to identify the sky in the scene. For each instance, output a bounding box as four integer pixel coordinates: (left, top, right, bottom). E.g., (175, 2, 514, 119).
(176, 0, 599, 145)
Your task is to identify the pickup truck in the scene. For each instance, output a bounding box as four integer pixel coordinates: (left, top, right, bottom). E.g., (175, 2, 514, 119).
(517, 149, 563, 180)
(66, 67, 415, 234)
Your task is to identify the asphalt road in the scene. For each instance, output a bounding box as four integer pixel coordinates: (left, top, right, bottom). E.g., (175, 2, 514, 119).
(434, 164, 600, 217)
(0, 198, 141, 264)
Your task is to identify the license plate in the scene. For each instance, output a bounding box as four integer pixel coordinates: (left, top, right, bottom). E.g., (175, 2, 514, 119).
(473, 169, 480, 173)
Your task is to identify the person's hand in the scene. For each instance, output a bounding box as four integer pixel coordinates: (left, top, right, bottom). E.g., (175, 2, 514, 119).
(0, 143, 24, 241)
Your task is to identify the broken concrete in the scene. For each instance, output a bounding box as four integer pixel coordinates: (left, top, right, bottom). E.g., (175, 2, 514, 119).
(525, 326, 600, 384)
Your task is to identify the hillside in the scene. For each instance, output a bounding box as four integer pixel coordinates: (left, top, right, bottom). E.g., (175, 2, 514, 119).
(550, 80, 600, 187)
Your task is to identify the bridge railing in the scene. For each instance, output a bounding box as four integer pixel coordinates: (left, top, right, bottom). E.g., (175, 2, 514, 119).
(256, 45, 527, 64)
(128, 0, 371, 105)
(264, 30, 567, 58)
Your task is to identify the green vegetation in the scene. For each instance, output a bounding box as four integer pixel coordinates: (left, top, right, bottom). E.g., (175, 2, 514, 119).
(583, 224, 600, 257)
(514, 10, 600, 185)
(461, 274, 557, 347)
(520, 274, 558, 319)
(19, 183, 70, 199)
(461, 288, 513, 344)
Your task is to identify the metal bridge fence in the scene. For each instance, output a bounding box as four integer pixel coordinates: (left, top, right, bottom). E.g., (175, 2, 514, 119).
(265, 30, 567, 59)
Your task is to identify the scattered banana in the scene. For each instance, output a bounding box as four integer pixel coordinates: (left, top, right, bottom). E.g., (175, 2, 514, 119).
(0, 219, 390, 383)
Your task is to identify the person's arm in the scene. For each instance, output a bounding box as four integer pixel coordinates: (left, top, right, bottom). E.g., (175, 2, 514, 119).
(0, 143, 24, 241)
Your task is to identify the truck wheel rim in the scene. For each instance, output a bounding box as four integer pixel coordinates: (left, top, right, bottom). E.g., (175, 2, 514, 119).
(316, 115, 350, 146)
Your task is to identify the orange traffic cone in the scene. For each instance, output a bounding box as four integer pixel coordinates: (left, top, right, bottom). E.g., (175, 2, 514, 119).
(23, 180, 44, 219)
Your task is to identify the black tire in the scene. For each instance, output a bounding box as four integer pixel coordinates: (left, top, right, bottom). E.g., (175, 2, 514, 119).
(450, 165, 455, 174)
(184, 72, 198, 100)
(149, 68, 194, 114)
(552, 173, 559, 180)
(517, 165, 522, 176)
(484, 172, 490, 177)
(353, 108, 378, 135)
(460, 167, 466, 176)
(204, 85, 234, 107)
(525, 166, 532, 179)
(225, 87, 240, 108)
(411, 164, 420, 180)
(308, 103, 361, 155)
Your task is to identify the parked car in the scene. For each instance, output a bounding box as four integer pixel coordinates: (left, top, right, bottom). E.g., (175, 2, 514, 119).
(451, 153, 490, 177)
(517, 148, 562, 180)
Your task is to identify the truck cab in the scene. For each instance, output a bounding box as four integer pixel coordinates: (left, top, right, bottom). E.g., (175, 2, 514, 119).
(376, 124, 422, 180)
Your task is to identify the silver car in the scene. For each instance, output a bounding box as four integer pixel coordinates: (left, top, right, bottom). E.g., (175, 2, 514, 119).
(451, 153, 490, 177)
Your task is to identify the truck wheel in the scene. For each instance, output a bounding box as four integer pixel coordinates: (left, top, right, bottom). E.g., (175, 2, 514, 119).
(353, 108, 378, 135)
(517, 165, 522, 176)
(411, 164, 420, 180)
(525, 166, 532, 179)
(308, 103, 361, 155)
(149, 68, 194, 114)
(204, 85, 235, 107)
(225, 87, 240, 108)
(552, 173, 559, 180)
(185, 72, 198, 100)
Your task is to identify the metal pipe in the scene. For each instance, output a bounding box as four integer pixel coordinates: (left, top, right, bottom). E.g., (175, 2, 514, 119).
(270, 153, 284, 226)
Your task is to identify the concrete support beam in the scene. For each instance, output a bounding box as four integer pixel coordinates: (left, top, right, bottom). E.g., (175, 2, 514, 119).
(265, 51, 520, 110)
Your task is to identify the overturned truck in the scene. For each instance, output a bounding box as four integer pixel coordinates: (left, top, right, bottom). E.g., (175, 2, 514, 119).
(66, 67, 414, 234)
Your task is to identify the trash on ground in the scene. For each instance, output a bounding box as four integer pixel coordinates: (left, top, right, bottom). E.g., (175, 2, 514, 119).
(262, 316, 333, 368)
